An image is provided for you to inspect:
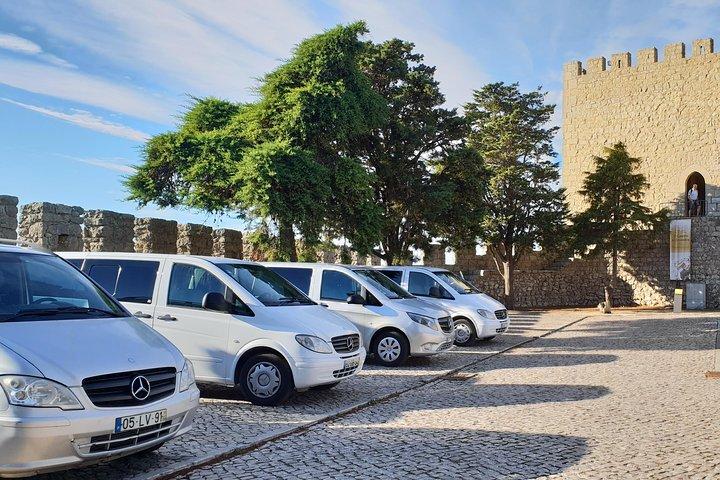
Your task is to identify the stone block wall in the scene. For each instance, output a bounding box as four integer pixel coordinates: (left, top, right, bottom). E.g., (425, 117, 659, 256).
(19, 202, 84, 251)
(689, 216, 720, 307)
(134, 218, 178, 254)
(177, 223, 213, 255)
(213, 229, 243, 258)
(0, 195, 18, 240)
(84, 210, 135, 252)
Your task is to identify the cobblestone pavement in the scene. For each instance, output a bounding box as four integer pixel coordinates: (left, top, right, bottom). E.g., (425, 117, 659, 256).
(36, 310, 583, 479)
(174, 311, 720, 480)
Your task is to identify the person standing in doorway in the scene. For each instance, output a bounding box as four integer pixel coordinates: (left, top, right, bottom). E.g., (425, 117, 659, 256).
(688, 183, 700, 216)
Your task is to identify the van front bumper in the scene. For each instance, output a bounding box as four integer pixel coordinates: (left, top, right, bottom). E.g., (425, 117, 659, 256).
(407, 324, 455, 356)
(475, 317, 510, 339)
(0, 385, 199, 478)
(291, 348, 367, 390)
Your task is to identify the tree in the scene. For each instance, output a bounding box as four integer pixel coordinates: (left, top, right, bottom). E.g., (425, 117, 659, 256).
(572, 142, 668, 310)
(356, 39, 466, 264)
(439, 82, 567, 309)
(126, 23, 386, 260)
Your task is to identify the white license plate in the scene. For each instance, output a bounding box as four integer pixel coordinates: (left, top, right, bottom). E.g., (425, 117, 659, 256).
(115, 409, 167, 433)
(343, 356, 360, 370)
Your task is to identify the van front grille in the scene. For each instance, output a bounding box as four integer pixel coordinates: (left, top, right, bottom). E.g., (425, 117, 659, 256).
(82, 367, 177, 407)
(438, 316, 453, 333)
(332, 364, 359, 378)
(495, 310, 508, 320)
(331, 334, 361, 354)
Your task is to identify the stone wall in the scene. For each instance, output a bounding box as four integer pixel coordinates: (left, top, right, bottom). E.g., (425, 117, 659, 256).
(134, 218, 178, 254)
(563, 37, 720, 214)
(213, 229, 243, 258)
(84, 210, 135, 252)
(689, 216, 720, 307)
(0, 196, 18, 240)
(19, 202, 84, 251)
(177, 223, 213, 255)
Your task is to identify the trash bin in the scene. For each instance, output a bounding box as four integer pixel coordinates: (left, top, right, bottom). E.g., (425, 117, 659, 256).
(673, 288, 683, 313)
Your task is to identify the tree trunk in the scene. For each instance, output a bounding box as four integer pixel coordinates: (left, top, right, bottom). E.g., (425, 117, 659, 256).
(503, 257, 515, 310)
(604, 248, 618, 312)
(278, 221, 297, 262)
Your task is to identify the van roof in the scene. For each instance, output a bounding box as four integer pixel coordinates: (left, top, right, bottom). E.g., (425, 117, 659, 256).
(263, 262, 373, 271)
(58, 251, 257, 265)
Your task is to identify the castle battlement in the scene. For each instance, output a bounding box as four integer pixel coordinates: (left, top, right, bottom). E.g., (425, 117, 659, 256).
(565, 38, 715, 77)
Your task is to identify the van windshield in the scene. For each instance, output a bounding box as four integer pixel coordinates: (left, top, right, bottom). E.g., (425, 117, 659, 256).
(0, 252, 127, 322)
(434, 270, 481, 295)
(216, 263, 315, 306)
(352, 269, 414, 299)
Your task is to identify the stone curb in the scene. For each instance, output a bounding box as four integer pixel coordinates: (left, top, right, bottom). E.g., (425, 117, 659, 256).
(146, 312, 593, 480)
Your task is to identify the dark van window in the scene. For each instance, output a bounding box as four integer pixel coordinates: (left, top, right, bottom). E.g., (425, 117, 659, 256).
(408, 272, 452, 299)
(269, 267, 312, 295)
(320, 270, 362, 301)
(85, 260, 159, 304)
(380, 270, 403, 285)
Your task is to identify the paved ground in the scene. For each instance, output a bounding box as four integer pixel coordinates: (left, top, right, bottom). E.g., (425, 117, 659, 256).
(39, 309, 720, 479)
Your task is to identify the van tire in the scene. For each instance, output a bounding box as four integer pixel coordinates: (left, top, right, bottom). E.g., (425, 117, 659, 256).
(453, 318, 476, 346)
(371, 331, 409, 367)
(238, 353, 293, 406)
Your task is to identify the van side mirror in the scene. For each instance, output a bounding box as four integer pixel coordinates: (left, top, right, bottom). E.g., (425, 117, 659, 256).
(429, 286, 442, 298)
(202, 292, 231, 312)
(347, 294, 365, 305)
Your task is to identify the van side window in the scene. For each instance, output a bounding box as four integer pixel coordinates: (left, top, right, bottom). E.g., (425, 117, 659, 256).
(408, 272, 451, 299)
(320, 270, 362, 301)
(168, 264, 227, 308)
(85, 260, 159, 304)
(380, 270, 403, 285)
(269, 267, 312, 295)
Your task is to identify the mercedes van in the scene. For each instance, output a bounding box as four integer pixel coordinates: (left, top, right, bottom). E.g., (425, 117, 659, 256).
(60, 253, 366, 406)
(376, 266, 509, 346)
(0, 241, 199, 477)
(264, 263, 455, 367)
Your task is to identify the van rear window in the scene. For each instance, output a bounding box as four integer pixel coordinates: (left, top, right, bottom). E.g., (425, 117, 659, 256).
(268, 267, 312, 295)
(85, 260, 159, 304)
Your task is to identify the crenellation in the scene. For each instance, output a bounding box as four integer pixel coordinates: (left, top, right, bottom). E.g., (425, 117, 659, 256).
(664, 42, 686, 61)
(637, 47, 658, 66)
(611, 52, 631, 70)
(586, 56, 607, 74)
(692, 38, 714, 57)
(564, 61, 582, 77)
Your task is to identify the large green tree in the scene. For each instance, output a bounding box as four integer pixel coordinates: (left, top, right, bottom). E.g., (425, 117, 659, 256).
(126, 22, 386, 260)
(356, 39, 466, 264)
(439, 82, 567, 308)
(572, 142, 668, 310)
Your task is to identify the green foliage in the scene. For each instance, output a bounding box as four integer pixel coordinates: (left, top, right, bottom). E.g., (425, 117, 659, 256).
(573, 142, 668, 256)
(356, 38, 467, 264)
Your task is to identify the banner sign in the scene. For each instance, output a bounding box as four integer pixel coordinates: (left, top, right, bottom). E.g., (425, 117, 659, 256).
(670, 219, 691, 280)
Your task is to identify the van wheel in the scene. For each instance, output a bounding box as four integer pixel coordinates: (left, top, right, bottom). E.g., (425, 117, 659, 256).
(453, 319, 476, 346)
(371, 331, 409, 367)
(238, 354, 293, 406)
(310, 382, 340, 391)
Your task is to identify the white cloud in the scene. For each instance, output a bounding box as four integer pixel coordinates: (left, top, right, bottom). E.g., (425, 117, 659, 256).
(55, 154, 136, 173)
(0, 33, 42, 54)
(0, 58, 175, 123)
(2, 98, 150, 141)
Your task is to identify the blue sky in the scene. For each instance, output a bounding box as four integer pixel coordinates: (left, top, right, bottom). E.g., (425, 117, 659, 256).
(1, 0, 719, 230)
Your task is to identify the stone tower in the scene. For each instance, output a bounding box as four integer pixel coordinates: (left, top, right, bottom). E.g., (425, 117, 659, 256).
(563, 38, 720, 215)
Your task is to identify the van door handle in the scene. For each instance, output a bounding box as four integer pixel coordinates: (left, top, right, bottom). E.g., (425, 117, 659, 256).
(156, 314, 177, 321)
(133, 311, 152, 319)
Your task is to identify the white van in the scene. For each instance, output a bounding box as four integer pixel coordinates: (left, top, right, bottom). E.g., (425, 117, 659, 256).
(375, 266, 509, 346)
(60, 253, 366, 406)
(264, 263, 455, 367)
(1, 241, 199, 477)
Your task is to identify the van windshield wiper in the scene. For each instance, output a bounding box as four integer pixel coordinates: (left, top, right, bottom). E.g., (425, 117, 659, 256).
(1, 307, 126, 322)
(274, 297, 314, 305)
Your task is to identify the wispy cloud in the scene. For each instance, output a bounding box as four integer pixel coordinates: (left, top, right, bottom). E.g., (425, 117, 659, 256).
(2, 98, 150, 141)
(55, 153, 136, 173)
(0, 32, 76, 68)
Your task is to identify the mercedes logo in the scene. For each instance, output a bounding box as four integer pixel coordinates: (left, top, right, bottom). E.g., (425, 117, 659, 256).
(346, 337, 355, 350)
(130, 376, 151, 401)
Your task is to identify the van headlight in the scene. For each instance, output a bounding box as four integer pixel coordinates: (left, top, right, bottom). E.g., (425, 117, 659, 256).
(179, 360, 196, 392)
(0, 376, 83, 410)
(295, 335, 334, 354)
(408, 312, 439, 331)
(477, 309, 495, 319)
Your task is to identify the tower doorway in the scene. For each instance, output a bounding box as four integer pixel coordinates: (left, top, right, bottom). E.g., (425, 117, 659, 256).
(685, 172, 706, 216)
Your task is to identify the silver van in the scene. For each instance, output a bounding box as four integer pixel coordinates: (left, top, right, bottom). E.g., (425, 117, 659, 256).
(0, 241, 199, 477)
(60, 253, 366, 406)
(264, 263, 455, 367)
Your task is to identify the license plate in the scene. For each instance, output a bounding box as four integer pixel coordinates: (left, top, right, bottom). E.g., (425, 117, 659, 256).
(115, 409, 167, 433)
(343, 356, 360, 370)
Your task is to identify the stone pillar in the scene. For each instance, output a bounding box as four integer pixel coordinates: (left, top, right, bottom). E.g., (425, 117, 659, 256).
(134, 218, 178, 254)
(177, 223, 213, 255)
(19, 202, 84, 251)
(212, 228, 243, 258)
(83, 210, 135, 252)
(0, 195, 18, 240)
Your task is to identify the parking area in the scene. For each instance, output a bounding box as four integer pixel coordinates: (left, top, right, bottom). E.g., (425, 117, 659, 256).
(39, 310, 720, 479)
